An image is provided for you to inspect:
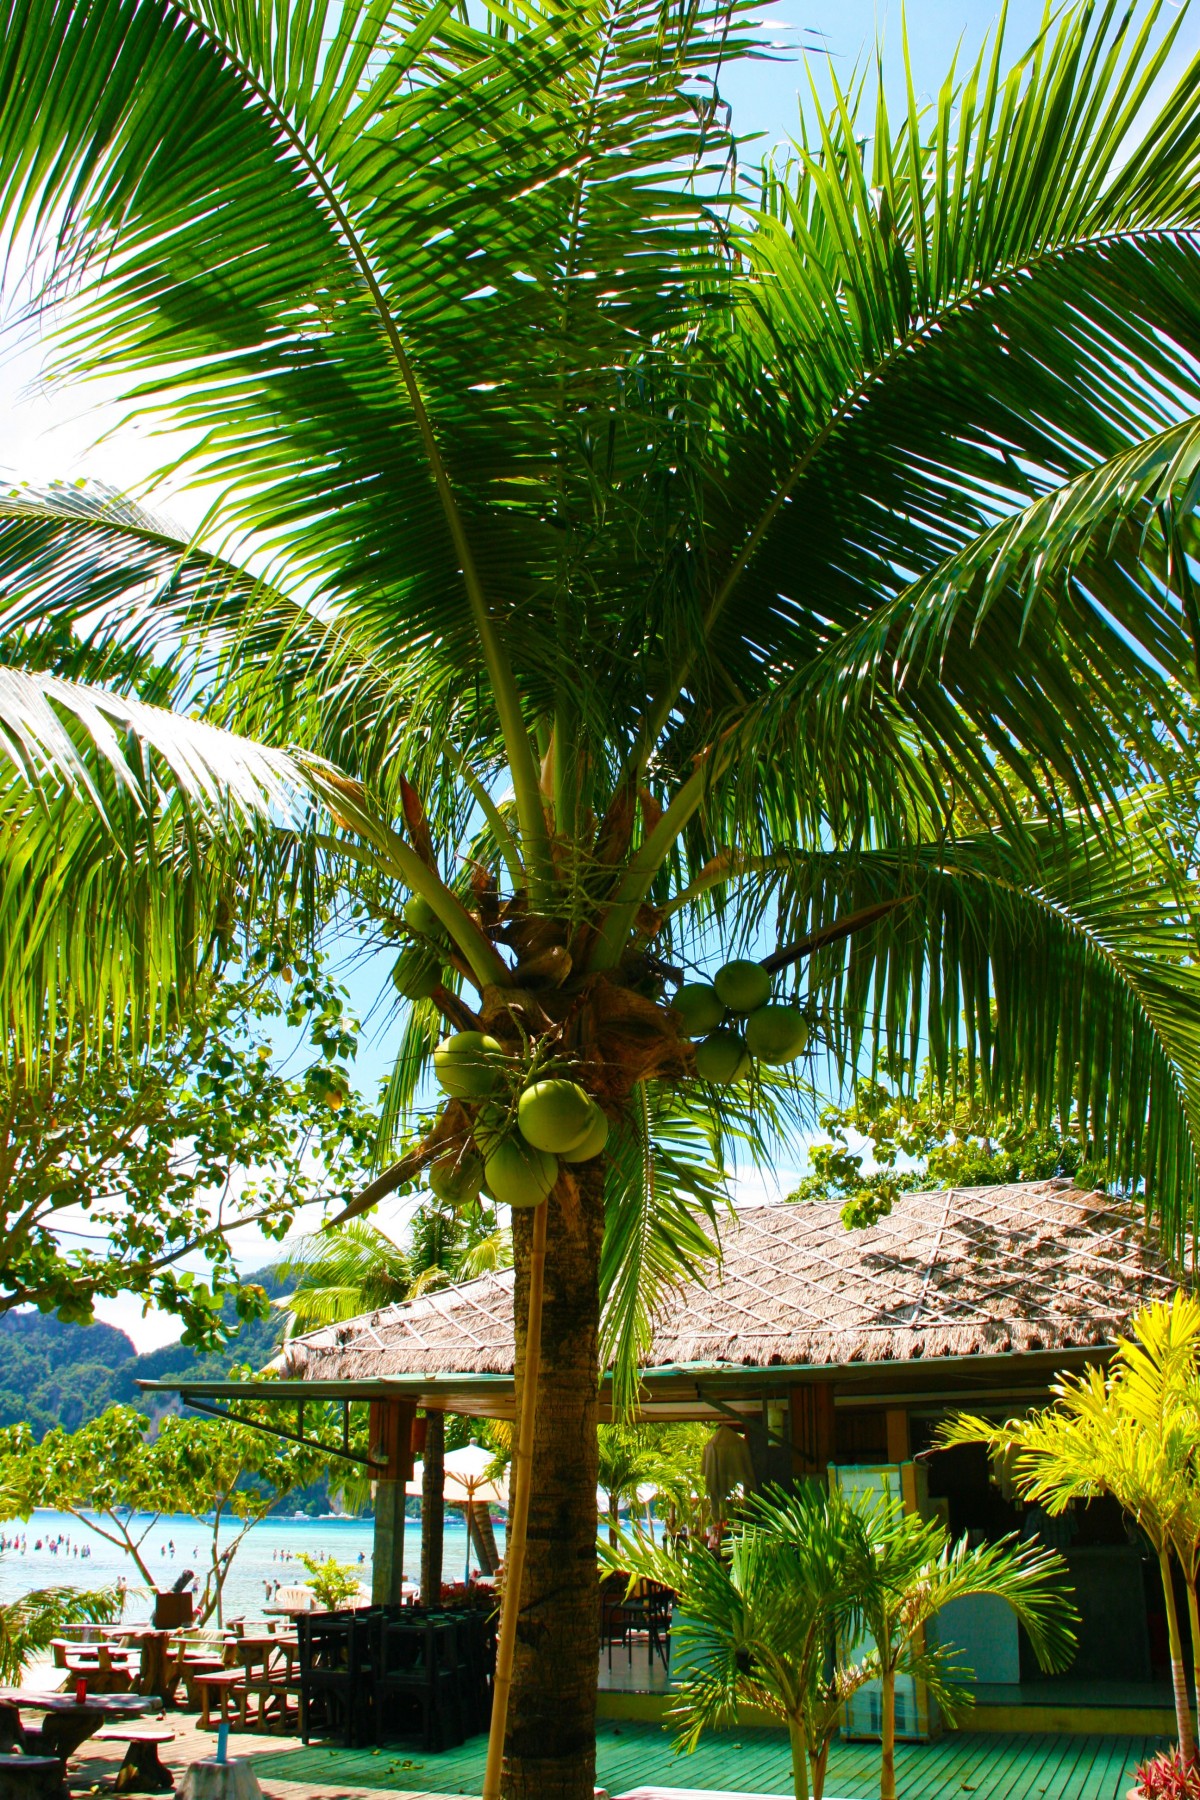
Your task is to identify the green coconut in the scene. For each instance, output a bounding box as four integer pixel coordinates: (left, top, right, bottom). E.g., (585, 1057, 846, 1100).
(404, 894, 446, 939)
(391, 944, 441, 1001)
(433, 1031, 508, 1099)
(517, 1079, 595, 1154)
(559, 1102, 609, 1163)
(671, 983, 725, 1038)
(695, 1028, 751, 1084)
(429, 1149, 484, 1206)
(745, 1004, 810, 1065)
(471, 1102, 510, 1158)
(713, 959, 772, 1015)
(484, 1136, 558, 1209)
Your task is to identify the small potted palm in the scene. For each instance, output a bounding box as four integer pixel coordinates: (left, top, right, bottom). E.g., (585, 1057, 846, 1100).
(298, 1553, 364, 1613)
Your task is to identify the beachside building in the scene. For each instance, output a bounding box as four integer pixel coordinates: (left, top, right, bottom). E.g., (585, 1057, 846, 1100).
(143, 1178, 1182, 1738)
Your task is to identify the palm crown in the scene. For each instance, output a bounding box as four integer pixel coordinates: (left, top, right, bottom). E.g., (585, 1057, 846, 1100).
(3, 0, 1200, 1789)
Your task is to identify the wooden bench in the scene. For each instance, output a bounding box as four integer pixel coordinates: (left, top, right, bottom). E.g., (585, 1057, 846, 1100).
(192, 1675, 247, 1732)
(95, 1727, 174, 1794)
(0, 1754, 63, 1800)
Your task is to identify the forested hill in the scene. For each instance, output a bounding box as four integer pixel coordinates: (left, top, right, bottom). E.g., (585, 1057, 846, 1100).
(0, 1286, 284, 1438)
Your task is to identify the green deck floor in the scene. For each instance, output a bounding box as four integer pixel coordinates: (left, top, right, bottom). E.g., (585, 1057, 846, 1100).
(245, 1723, 1167, 1798)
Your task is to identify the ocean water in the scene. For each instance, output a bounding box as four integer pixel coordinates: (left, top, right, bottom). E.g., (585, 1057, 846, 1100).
(0, 1508, 503, 1621)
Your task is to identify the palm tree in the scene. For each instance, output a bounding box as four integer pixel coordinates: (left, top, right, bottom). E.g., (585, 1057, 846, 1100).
(275, 1221, 414, 1336)
(2, 4, 1200, 1793)
(610, 1484, 875, 1800)
(1117, 1295, 1200, 1725)
(845, 1499, 1077, 1800)
(0, 1578, 121, 1685)
(941, 1292, 1200, 1765)
(597, 1426, 669, 1548)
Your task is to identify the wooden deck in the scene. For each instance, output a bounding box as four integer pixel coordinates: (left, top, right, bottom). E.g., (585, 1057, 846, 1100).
(244, 1721, 1166, 1798)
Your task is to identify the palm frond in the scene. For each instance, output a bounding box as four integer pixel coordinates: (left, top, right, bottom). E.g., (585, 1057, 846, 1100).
(0, 669, 324, 1059)
(761, 800, 1200, 1255)
(599, 1084, 729, 1412)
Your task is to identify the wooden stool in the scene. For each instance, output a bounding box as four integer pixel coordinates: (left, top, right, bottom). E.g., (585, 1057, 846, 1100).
(0, 1754, 64, 1800)
(96, 1728, 174, 1794)
(192, 1677, 246, 1732)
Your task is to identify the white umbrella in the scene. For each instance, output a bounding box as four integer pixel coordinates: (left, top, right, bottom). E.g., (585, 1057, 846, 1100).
(407, 1446, 509, 1585)
(407, 1449, 508, 1505)
(443, 1445, 509, 1508)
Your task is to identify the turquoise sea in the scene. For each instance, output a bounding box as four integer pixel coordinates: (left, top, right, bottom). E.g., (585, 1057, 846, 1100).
(0, 1507, 502, 1619)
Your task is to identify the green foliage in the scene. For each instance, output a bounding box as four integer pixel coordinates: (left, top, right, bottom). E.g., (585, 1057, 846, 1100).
(608, 1483, 872, 1800)
(298, 1552, 362, 1611)
(611, 1481, 1076, 1800)
(0, 942, 378, 1338)
(0, 1572, 120, 1684)
(790, 1055, 1109, 1231)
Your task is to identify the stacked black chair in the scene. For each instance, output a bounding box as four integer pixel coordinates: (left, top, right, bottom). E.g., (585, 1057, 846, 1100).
(297, 1610, 374, 1748)
(371, 1613, 465, 1752)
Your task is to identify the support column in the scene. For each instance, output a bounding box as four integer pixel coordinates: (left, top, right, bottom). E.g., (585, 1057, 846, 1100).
(420, 1410, 445, 1605)
(370, 1398, 416, 1606)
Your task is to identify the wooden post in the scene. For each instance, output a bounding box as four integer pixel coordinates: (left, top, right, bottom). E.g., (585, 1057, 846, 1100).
(420, 1410, 445, 1605)
(370, 1398, 416, 1606)
(482, 1197, 547, 1800)
(885, 1407, 910, 1465)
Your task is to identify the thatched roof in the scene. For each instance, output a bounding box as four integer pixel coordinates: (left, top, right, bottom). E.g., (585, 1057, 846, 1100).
(275, 1180, 1176, 1385)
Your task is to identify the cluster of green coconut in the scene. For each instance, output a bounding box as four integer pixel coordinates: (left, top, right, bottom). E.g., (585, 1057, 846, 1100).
(427, 1033, 610, 1211)
(391, 895, 454, 999)
(673, 959, 809, 1083)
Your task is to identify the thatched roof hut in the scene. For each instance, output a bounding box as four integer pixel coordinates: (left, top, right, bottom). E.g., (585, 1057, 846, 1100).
(272, 1179, 1174, 1416)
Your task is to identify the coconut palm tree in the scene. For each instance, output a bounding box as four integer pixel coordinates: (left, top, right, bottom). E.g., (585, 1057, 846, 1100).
(941, 1292, 1200, 1765)
(2, 3, 1200, 1793)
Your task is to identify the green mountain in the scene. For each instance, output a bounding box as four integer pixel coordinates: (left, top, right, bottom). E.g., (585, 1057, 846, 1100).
(0, 1282, 285, 1438)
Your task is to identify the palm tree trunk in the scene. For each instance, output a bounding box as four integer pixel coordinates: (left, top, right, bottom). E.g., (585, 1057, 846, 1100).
(787, 1715, 809, 1800)
(421, 1410, 445, 1603)
(811, 1740, 829, 1800)
(608, 1497, 619, 1550)
(483, 1197, 548, 1800)
(880, 1666, 897, 1800)
(502, 1161, 605, 1800)
(1186, 1576, 1200, 1743)
(472, 1501, 501, 1575)
(1159, 1550, 1197, 1765)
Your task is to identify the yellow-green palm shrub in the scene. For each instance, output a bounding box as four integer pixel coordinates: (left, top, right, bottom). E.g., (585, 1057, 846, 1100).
(940, 1292, 1200, 1765)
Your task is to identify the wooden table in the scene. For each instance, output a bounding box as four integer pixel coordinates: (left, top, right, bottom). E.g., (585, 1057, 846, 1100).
(232, 1637, 297, 1680)
(0, 1691, 157, 1762)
